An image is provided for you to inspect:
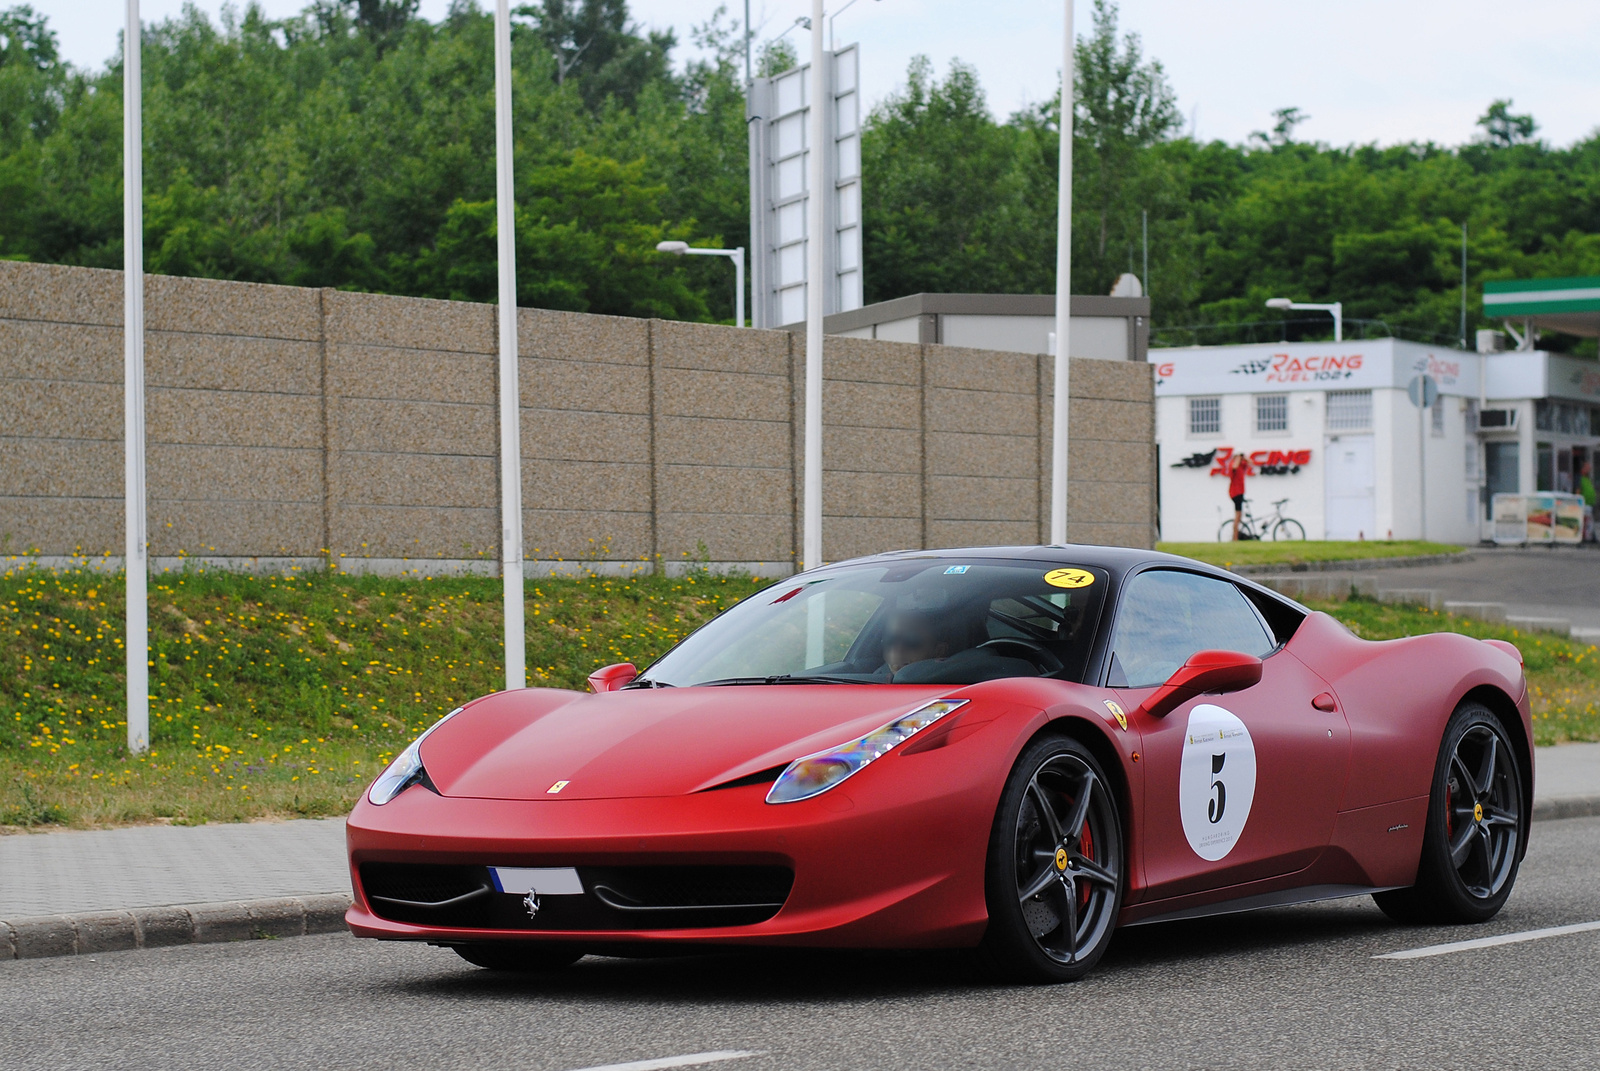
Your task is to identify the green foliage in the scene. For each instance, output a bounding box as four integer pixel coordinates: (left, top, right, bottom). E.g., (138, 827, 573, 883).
(5, 0, 1598, 347)
(860, 2, 1600, 352)
(0, 0, 748, 322)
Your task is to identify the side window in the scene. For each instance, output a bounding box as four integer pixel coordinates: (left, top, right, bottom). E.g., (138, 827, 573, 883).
(1107, 571, 1276, 688)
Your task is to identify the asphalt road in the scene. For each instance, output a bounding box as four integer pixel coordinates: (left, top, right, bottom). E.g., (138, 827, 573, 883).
(6, 818, 1600, 1071)
(1367, 547, 1600, 632)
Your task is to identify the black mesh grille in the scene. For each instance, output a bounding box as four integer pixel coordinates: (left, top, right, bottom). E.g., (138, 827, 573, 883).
(584, 865, 793, 908)
(361, 863, 487, 904)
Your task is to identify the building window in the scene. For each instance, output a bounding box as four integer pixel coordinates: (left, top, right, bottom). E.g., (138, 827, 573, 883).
(1326, 389, 1372, 431)
(1189, 396, 1221, 436)
(1432, 397, 1446, 436)
(1255, 394, 1288, 433)
(1465, 399, 1480, 433)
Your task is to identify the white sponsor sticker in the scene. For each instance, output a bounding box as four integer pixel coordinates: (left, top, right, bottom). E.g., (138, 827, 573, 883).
(1178, 704, 1257, 861)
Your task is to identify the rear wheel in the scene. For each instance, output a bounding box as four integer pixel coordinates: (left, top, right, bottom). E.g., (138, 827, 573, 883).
(1271, 518, 1306, 541)
(1374, 702, 1525, 924)
(452, 943, 585, 972)
(979, 735, 1124, 983)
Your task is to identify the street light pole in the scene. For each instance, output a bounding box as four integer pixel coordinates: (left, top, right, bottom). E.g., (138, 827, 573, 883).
(494, 0, 525, 692)
(1049, 0, 1074, 546)
(1265, 297, 1343, 342)
(803, 0, 824, 570)
(655, 242, 745, 328)
(124, 0, 148, 754)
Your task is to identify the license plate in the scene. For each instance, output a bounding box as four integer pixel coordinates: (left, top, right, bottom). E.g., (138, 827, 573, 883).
(490, 867, 584, 896)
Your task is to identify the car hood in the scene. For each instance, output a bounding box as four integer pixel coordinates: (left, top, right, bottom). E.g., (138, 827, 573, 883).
(418, 684, 962, 801)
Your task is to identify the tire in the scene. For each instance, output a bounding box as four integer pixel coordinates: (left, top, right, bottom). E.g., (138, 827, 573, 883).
(1217, 519, 1246, 542)
(1374, 702, 1526, 925)
(1271, 518, 1306, 541)
(978, 735, 1125, 983)
(453, 943, 585, 972)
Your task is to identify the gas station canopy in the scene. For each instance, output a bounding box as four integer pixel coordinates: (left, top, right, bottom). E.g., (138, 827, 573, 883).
(1484, 275, 1600, 338)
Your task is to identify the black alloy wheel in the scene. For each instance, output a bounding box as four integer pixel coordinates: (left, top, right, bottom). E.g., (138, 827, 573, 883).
(980, 735, 1124, 983)
(1375, 702, 1525, 925)
(453, 943, 586, 972)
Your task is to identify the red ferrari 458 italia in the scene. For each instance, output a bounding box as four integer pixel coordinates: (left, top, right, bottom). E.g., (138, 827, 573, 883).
(345, 545, 1532, 982)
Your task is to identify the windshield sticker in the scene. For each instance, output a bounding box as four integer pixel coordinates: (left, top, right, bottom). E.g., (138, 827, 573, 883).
(1044, 567, 1095, 589)
(1102, 699, 1128, 731)
(1178, 705, 1257, 861)
(944, 565, 970, 574)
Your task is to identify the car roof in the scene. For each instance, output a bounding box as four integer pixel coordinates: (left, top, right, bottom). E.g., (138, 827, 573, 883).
(815, 544, 1308, 615)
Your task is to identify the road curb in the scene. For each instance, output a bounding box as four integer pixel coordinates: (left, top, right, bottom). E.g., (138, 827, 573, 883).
(0, 893, 350, 961)
(1229, 552, 1474, 576)
(1533, 796, 1600, 823)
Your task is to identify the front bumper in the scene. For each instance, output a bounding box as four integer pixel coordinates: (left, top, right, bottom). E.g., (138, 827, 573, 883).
(345, 765, 998, 949)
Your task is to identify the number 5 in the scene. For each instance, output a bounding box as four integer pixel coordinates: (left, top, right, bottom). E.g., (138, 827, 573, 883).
(1208, 752, 1227, 824)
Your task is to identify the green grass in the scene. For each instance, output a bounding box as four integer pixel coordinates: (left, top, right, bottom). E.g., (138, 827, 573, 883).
(0, 563, 768, 830)
(1159, 540, 1468, 569)
(1306, 597, 1600, 747)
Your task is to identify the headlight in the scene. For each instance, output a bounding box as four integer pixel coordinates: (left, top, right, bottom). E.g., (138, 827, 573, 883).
(367, 707, 462, 806)
(766, 699, 968, 804)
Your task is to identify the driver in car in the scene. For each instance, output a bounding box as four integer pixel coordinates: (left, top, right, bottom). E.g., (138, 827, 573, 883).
(880, 607, 1040, 683)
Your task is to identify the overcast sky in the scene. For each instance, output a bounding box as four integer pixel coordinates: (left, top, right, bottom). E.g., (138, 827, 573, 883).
(34, 0, 1600, 148)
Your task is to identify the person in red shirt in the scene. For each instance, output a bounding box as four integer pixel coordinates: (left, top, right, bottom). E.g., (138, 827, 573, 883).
(1228, 452, 1249, 540)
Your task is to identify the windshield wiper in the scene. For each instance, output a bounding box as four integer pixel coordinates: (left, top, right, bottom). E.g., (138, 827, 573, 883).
(697, 673, 863, 686)
(621, 677, 674, 689)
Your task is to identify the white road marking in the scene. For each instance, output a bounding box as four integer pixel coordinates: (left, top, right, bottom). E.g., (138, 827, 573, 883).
(562, 1051, 763, 1071)
(1374, 920, 1600, 960)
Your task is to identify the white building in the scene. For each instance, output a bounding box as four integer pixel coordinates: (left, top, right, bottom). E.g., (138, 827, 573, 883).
(1152, 339, 1600, 543)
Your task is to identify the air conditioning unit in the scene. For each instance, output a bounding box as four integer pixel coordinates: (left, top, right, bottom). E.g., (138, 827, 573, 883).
(1477, 407, 1518, 431)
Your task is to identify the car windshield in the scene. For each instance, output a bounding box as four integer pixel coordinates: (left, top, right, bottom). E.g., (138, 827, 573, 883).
(635, 558, 1108, 687)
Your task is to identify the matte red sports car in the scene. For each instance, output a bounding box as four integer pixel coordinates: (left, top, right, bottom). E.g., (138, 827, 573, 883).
(345, 545, 1533, 982)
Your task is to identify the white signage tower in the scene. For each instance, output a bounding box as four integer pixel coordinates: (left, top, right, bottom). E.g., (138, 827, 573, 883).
(746, 45, 864, 328)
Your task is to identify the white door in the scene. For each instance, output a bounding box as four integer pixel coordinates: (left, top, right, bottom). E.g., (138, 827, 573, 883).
(1324, 435, 1376, 540)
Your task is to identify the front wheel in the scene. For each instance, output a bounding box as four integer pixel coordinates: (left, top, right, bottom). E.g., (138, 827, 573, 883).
(979, 736, 1124, 983)
(1374, 703, 1525, 925)
(453, 943, 585, 972)
(1271, 518, 1306, 541)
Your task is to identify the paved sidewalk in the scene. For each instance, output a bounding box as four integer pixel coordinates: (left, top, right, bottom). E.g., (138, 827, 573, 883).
(0, 817, 347, 918)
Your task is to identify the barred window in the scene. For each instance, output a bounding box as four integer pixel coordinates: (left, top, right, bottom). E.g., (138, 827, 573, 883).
(1255, 394, 1288, 433)
(1432, 396, 1446, 436)
(1189, 396, 1221, 435)
(1326, 389, 1372, 431)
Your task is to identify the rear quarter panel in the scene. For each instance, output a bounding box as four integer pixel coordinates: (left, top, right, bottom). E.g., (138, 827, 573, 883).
(1287, 612, 1530, 812)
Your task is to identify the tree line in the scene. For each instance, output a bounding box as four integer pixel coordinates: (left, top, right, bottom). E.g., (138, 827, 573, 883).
(2, 0, 1597, 351)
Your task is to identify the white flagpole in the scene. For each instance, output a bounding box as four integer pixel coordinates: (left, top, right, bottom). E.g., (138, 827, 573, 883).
(1049, 0, 1074, 545)
(802, 0, 825, 570)
(494, 0, 525, 690)
(124, 0, 148, 754)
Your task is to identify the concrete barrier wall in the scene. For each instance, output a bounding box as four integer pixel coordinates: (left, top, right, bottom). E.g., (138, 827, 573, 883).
(0, 261, 1154, 572)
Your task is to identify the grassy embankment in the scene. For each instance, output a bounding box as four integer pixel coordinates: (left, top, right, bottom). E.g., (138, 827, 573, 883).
(1, 564, 766, 830)
(1158, 540, 1467, 569)
(3, 564, 1591, 831)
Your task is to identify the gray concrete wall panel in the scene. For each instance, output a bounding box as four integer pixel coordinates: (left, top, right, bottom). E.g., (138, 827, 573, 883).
(0, 261, 1155, 566)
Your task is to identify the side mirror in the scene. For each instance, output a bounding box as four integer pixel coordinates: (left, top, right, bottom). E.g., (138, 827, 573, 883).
(587, 662, 638, 693)
(1135, 650, 1262, 719)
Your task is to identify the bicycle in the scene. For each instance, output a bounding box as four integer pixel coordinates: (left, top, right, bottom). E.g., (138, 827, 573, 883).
(1217, 497, 1306, 542)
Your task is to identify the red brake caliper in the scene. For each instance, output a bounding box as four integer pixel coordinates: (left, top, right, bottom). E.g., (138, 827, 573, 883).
(1078, 820, 1094, 909)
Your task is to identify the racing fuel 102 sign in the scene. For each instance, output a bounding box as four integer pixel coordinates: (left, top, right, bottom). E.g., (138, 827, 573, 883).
(1169, 445, 1312, 476)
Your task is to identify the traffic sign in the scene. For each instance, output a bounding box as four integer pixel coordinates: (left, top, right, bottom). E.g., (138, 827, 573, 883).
(1407, 374, 1439, 408)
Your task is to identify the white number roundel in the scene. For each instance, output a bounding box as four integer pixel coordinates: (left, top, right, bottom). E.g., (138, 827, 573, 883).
(1178, 704, 1257, 861)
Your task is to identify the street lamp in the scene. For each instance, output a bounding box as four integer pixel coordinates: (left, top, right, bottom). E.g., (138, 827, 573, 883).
(1266, 296, 1343, 342)
(656, 241, 745, 328)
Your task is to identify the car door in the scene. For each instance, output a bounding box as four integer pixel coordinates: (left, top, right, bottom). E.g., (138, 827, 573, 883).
(1107, 569, 1351, 903)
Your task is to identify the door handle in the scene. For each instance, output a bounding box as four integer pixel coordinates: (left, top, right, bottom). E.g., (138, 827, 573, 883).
(1312, 692, 1338, 712)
